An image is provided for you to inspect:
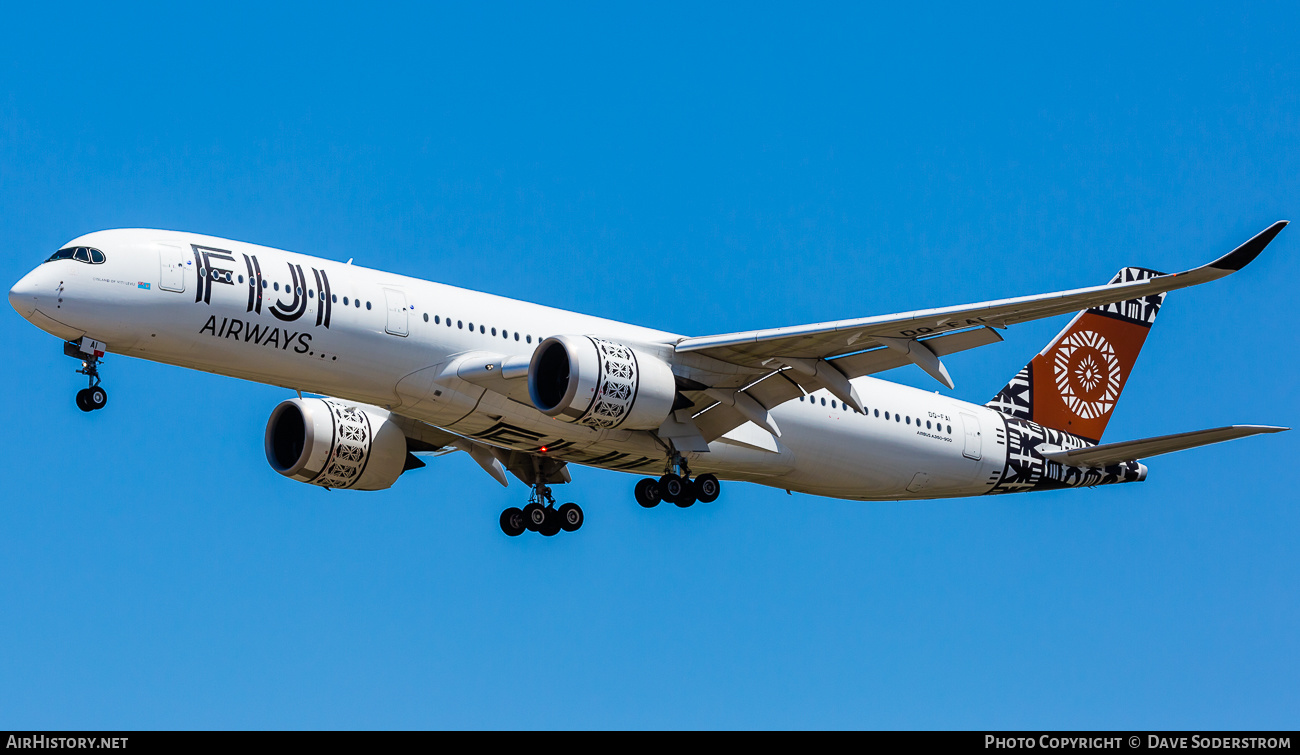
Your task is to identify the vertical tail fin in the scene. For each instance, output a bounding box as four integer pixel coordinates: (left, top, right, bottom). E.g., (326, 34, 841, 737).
(987, 268, 1166, 443)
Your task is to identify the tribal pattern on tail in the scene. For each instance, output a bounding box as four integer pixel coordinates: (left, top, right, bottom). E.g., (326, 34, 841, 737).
(986, 415, 1145, 495)
(985, 267, 1167, 443)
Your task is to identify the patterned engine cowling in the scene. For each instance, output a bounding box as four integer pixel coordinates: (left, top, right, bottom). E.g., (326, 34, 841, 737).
(528, 335, 677, 431)
(264, 398, 410, 490)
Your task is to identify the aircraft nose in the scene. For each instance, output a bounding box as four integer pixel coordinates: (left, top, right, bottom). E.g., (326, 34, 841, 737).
(9, 270, 39, 319)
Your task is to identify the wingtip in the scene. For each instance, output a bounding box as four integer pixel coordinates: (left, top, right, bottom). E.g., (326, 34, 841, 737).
(1209, 221, 1288, 272)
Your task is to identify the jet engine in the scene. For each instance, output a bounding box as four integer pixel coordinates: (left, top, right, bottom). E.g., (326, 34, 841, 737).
(528, 335, 678, 431)
(264, 397, 411, 490)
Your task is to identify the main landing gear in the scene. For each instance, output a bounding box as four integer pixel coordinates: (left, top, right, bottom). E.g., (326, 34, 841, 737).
(499, 483, 583, 538)
(68, 342, 108, 412)
(634, 452, 721, 509)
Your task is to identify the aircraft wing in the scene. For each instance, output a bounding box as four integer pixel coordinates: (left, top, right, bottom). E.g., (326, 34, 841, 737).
(672, 222, 1285, 443)
(676, 221, 1285, 369)
(1040, 425, 1288, 468)
(390, 408, 571, 488)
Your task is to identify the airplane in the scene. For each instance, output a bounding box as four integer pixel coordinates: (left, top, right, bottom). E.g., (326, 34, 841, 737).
(8, 222, 1290, 537)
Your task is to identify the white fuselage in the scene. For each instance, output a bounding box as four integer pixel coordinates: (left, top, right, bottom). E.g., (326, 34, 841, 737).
(10, 229, 1011, 500)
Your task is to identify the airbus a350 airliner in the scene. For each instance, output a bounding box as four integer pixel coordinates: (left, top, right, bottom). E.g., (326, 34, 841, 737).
(9, 223, 1289, 536)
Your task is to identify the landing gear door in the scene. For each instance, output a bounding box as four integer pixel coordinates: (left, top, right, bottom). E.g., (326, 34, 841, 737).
(384, 288, 409, 337)
(159, 245, 186, 293)
(960, 412, 982, 461)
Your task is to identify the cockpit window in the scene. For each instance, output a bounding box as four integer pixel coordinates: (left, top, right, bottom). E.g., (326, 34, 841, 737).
(45, 246, 106, 264)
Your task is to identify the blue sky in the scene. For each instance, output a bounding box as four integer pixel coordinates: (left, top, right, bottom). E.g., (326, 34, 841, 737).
(1, 2, 1296, 729)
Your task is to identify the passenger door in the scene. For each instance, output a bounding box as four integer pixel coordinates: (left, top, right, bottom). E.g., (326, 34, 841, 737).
(383, 288, 409, 337)
(159, 245, 186, 293)
(960, 413, 982, 461)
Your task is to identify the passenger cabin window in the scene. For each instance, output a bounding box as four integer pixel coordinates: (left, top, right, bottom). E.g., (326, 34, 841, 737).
(45, 247, 106, 265)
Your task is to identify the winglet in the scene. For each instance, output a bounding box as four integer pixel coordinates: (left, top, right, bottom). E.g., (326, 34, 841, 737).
(1208, 220, 1288, 272)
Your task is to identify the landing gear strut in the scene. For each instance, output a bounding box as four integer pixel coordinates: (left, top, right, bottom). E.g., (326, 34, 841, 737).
(634, 450, 721, 509)
(67, 340, 108, 412)
(499, 482, 584, 538)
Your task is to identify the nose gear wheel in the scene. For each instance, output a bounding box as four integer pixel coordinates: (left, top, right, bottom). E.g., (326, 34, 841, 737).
(67, 340, 108, 412)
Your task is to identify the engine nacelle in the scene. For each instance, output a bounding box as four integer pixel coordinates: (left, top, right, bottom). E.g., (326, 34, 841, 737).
(528, 335, 677, 431)
(264, 398, 410, 490)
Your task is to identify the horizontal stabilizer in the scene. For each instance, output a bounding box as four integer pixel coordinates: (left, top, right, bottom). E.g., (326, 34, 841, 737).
(1041, 425, 1288, 468)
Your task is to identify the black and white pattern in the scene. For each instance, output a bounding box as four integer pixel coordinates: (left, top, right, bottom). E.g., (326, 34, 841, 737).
(314, 400, 375, 489)
(1091, 267, 1166, 326)
(987, 364, 1032, 421)
(986, 415, 1143, 495)
(576, 338, 640, 429)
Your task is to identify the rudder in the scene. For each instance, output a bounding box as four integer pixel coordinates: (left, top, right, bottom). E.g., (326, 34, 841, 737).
(987, 267, 1166, 443)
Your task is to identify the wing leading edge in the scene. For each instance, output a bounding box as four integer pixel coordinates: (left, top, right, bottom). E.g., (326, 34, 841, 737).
(671, 222, 1286, 444)
(674, 221, 1287, 367)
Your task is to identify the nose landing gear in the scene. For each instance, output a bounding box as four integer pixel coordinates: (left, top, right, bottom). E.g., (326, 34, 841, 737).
(66, 339, 108, 412)
(75, 385, 107, 412)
